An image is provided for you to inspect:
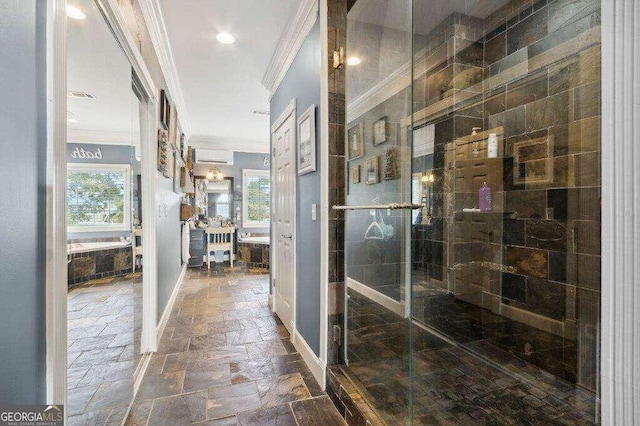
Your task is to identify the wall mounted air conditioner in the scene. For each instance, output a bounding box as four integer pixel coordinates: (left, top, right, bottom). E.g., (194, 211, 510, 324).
(194, 149, 234, 165)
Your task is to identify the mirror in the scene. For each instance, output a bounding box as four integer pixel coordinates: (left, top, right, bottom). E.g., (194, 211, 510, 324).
(207, 178, 233, 220)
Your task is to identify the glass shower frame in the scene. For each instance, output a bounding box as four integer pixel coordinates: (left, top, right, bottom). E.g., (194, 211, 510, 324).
(341, 0, 602, 424)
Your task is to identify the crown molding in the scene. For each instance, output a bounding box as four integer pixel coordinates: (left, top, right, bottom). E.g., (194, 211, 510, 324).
(262, 0, 318, 100)
(67, 128, 140, 146)
(137, 0, 192, 137)
(189, 134, 270, 154)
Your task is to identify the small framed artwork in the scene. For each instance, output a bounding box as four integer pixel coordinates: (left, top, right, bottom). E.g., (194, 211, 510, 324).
(373, 117, 387, 145)
(352, 165, 361, 184)
(173, 151, 182, 194)
(365, 156, 380, 185)
(160, 90, 170, 130)
(180, 131, 187, 162)
(157, 128, 169, 175)
(348, 122, 364, 160)
(297, 104, 316, 175)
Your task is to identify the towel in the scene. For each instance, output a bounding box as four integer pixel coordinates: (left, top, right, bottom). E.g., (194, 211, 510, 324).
(182, 221, 191, 264)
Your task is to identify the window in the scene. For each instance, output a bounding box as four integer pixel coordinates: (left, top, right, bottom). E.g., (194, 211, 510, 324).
(67, 164, 131, 232)
(242, 169, 270, 228)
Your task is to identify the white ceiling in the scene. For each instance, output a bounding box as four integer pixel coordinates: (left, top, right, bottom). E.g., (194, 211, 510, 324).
(159, 0, 300, 150)
(67, 0, 137, 144)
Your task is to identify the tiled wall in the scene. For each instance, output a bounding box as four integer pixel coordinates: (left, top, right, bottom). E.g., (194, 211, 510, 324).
(68, 246, 132, 286)
(237, 242, 270, 269)
(413, 0, 601, 391)
(326, 0, 348, 367)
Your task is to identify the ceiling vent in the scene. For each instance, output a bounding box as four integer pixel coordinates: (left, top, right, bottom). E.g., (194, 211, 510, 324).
(251, 109, 269, 116)
(195, 149, 234, 165)
(67, 91, 96, 99)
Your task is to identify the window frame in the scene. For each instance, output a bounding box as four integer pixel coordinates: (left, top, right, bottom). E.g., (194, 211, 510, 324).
(242, 168, 270, 229)
(67, 163, 132, 233)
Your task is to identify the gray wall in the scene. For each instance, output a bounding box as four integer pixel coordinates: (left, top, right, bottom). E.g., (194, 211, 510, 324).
(270, 21, 322, 355)
(116, 0, 185, 324)
(156, 172, 183, 322)
(0, 0, 47, 404)
(194, 151, 270, 234)
(67, 143, 141, 239)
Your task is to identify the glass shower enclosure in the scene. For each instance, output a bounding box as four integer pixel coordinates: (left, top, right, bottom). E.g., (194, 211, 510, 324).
(342, 0, 602, 423)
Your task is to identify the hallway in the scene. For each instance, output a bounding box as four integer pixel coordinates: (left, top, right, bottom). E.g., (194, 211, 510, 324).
(127, 267, 344, 425)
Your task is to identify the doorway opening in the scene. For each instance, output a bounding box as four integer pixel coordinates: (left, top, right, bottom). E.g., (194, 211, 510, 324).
(65, 0, 151, 422)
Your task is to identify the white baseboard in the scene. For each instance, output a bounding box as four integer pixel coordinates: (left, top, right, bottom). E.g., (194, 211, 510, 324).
(292, 328, 326, 390)
(347, 277, 406, 317)
(156, 264, 187, 344)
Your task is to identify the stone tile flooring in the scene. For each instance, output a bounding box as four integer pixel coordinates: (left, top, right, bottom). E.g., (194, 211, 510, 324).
(127, 266, 345, 425)
(343, 289, 599, 425)
(67, 273, 142, 425)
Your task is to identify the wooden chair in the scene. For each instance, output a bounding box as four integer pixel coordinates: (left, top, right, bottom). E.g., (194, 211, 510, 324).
(132, 228, 143, 271)
(206, 227, 235, 269)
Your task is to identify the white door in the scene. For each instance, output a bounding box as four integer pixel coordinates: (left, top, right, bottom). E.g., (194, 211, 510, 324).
(272, 103, 296, 333)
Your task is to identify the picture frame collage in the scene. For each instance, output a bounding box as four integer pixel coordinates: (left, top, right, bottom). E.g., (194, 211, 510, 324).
(348, 117, 398, 185)
(158, 89, 192, 195)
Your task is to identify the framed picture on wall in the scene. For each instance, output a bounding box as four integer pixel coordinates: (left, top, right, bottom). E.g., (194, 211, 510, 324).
(297, 104, 316, 175)
(160, 89, 170, 130)
(173, 150, 182, 194)
(373, 117, 387, 145)
(352, 165, 361, 184)
(365, 156, 379, 185)
(348, 122, 364, 160)
(157, 128, 169, 176)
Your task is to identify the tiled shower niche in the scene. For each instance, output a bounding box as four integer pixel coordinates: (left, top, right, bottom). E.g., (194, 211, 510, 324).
(340, 0, 601, 424)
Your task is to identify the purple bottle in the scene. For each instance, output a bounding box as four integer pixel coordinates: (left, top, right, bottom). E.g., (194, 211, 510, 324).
(479, 182, 492, 212)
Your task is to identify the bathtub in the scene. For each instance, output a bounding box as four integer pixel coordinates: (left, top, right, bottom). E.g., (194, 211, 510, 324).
(238, 236, 270, 244)
(67, 240, 131, 254)
(237, 236, 270, 269)
(67, 239, 133, 286)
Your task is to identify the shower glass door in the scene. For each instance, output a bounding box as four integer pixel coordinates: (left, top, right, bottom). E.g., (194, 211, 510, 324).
(343, 0, 414, 423)
(343, 0, 602, 424)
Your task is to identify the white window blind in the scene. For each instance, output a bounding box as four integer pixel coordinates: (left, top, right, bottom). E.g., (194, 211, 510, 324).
(67, 164, 131, 232)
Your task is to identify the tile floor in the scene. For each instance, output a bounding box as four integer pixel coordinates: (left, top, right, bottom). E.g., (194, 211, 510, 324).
(342, 288, 599, 425)
(67, 273, 142, 425)
(127, 266, 345, 425)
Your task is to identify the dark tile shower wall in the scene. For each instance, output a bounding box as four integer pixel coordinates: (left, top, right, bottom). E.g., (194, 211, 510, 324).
(413, 0, 601, 392)
(327, 0, 348, 367)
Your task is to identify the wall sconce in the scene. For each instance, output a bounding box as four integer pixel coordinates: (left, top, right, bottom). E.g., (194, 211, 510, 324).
(206, 168, 224, 181)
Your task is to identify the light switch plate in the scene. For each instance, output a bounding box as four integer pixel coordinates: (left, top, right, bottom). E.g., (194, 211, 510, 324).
(311, 204, 317, 221)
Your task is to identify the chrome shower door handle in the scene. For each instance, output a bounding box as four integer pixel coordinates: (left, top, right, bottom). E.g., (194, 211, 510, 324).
(332, 203, 422, 211)
(282, 234, 292, 240)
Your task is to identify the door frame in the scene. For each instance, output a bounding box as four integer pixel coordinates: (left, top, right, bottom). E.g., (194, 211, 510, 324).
(45, 0, 159, 405)
(270, 98, 297, 335)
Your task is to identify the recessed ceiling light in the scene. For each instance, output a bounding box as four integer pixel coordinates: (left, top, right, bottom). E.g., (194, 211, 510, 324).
(216, 32, 236, 44)
(67, 112, 78, 123)
(66, 5, 86, 20)
(347, 57, 361, 66)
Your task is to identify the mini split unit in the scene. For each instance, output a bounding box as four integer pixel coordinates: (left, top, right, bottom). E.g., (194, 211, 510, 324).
(194, 149, 234, 165)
